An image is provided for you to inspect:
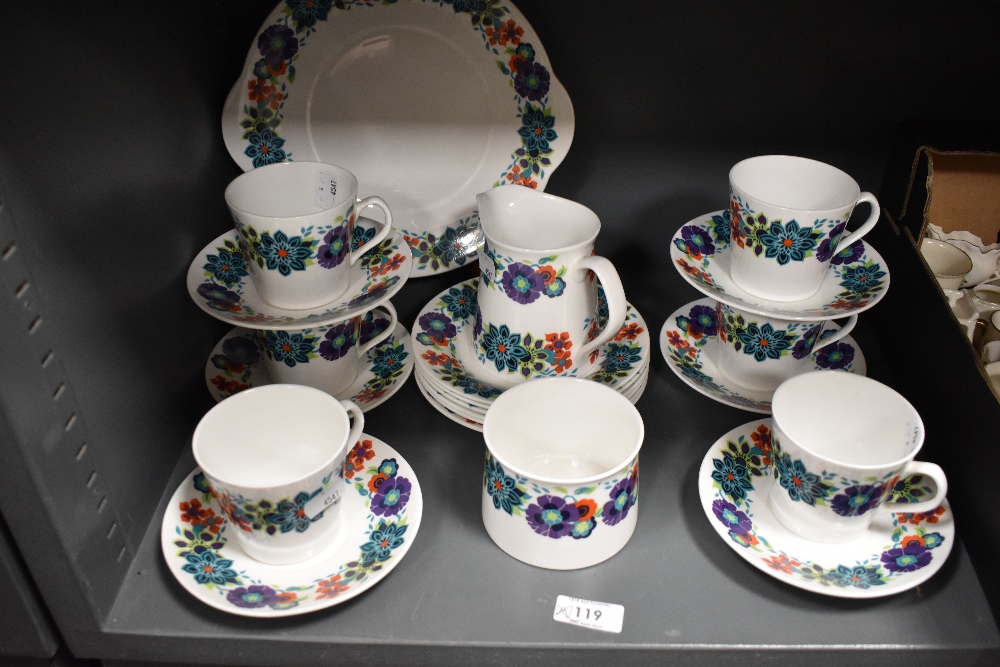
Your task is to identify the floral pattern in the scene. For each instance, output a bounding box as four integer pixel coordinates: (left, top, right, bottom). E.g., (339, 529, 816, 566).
(670, 211, 889, 318)
(167, 438, 418, 614)
(484, 453, 638, 541)
(481, 244, 568, 303)
(235, 0, 565, 274)
(705, 420, 951, 593)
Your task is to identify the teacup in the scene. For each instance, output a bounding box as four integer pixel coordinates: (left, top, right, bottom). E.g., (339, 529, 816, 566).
(769, 371, 947, 544)
(472, 186, 627, 386)
(728, 155, 880, 301)
(481, 377, 643, 570)
(716, 303, 857, 392)
(192, 385, 365, 564)
(920, 238, 973, 289)
(970, 280, 1000, 317)
(254, 302, 398, 397)
(225, 161, 392, 309)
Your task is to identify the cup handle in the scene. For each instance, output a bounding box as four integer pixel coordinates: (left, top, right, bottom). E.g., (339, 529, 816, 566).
(837, 192, 880, 247)
(349, 196, 393, 265)
(340, 400, 366, 456)
(576, 255, 628, 360)
(879, 461, 948, 516)
(810, 314, 858, 355)
(358, 301, 398, 355)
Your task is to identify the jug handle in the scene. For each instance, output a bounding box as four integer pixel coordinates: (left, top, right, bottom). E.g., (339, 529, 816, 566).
(576, 256, 628, 360)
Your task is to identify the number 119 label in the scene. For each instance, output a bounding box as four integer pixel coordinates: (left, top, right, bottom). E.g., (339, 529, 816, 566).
(553, 595, 624, 634)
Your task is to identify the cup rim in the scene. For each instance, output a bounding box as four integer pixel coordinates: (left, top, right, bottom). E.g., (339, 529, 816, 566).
(729, 154, 861, 213)
(771, 371, 925, 470)
(192, 383, 351, 490)
(482, 377, 644, 485)
(224, 161, 358, 220)
(476, 189, 601, 254)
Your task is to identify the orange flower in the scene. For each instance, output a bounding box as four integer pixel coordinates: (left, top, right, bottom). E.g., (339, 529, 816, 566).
(367, 472, 389, 493)
(575, 499, 598, 521)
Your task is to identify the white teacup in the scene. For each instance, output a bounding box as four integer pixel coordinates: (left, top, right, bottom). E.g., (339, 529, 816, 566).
(192, 385, 365, 564)
(254, 302, 398, 396)
(472, 186, 627, 386)
(716, 303, 857, 392)
(481, 377, 643, 570)
(769, 372, 947, 544)
(225, 161, 392, 309)
(920, 238, 973, 289)
(728, 155, 880, 302)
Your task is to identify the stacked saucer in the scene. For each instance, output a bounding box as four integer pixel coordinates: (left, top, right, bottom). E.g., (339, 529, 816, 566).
(187, 217, 414, 411)
(412, 279, 650, 431)
(660, 208, 889, 413)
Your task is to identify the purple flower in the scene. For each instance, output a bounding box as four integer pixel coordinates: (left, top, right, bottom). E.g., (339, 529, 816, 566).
(678, 225, 716, 258)
(317, 225, 349, 269)
(881, 544, 932, 573)
(227, 585, 278, 608)
(371, 476, 412, 516)
(712, 499, 752, 536)
(222, 335, 261, 366)
(831, 240, 865, 266)
(513, 59, 550, 101)
(687, 304, 717, 337)
(791, 323, 823, 360)
(360, 314, 391, 345)
(257, 25, 298, 69)
(831, 484, 881, 517)
(501, 262, 544, 304)
(318, 321, 356, 360)
(816, 223, 847, 262)
(602, 476, 636, 526)
(197, 282, 241, 307)
(814, 342, 854, 369)
(526, 495, 580, 538)
(419, 312, 457, 344)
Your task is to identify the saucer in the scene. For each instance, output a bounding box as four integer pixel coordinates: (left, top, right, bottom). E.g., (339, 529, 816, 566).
(415, 372, 484, 432)
(698, 419, 954, 598)
(161, 435, 422, 617)
(205, 310, 412, 412)
(671, 211, 890, 320)
(412, 279, 651, 405)
(660, 297, 866, 413)
(187, 218, 410, 330)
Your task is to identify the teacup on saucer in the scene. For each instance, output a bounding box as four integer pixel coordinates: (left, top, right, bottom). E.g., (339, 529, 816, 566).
(670, 210, 890, 320)
(187, 218, 411, 330)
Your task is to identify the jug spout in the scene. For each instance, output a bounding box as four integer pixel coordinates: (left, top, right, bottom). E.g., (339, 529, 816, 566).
(476, 185, 601, 251)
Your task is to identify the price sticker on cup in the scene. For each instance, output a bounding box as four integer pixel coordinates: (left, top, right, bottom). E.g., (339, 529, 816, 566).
(553, 595, 624, 634)
(315, 171, 338, 209)
(303, 485, 343, 520)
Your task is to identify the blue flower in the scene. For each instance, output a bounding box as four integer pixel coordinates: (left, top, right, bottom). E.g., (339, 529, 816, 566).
(479, 323, 530, 373)
(263, 330, 315, 367)
(370, 342, 407, 378)
(736, 322, 793, 361)
(441, 285, 477, 320)
(485, 455, 524, 514)
(839, 262, 886, 295)
(774, 451, 832, 505)
(711, 452, 754, 502)
(352, 223, 378, 252)
(602, 343, 642, 372)
(378, 458, 398, 477)
(244, 128, 287, 167)
(181, 550, 238, 586)
(204, 249, 248, 285)
(825, 564, 885, 589)
(759, 220, 819, 264)
(361, 521, 407, 563)
(258, 230, 313, 275)
(286, 0, 332, 32)
(518, 103, 557, 152)
(456, 375, 502, 398)
(264, 491, 320, 533)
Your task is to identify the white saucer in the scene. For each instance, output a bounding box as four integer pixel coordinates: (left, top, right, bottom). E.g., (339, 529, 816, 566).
(187, 219, 410, 330)
(221, 0, 573, 277)
(161, 435, 422, 617)
(671, 211, 890, 320)
(205, 311, 412, 412)
(412, 279, 651, 407)
(415, 372, 484, 432)
(659, 297, 866, 413)
(698, 419, 954, 598)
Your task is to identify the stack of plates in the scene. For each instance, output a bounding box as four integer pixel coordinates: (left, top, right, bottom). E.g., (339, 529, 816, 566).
(412, 280, 650, 431)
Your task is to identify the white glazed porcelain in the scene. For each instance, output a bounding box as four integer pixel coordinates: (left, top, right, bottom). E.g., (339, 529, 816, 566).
(162, 435, 421, 617)
(481, 377, 643, 570)
(716, 303, 857, 393)
(671, 211, 889, 320)
(254, 302, 398, 397)
(473, 187, 627, 386)
(225, 162, 391, 309)
(192, 385, 364, 565)
(919, 237, 974, 289)
(221, 0, 574, 277)
(700, 419, 953, 598)
(926, 223, 1000, 287)
(659, 298, 866, 414)
(769, 372, 948, 544)
(728, 156, 881, 302)
(205, 310, 413, 411)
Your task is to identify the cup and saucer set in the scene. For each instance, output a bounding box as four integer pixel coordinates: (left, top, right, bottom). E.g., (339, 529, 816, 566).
(412, 186, 651, 431)
(660, 156, 953, 597)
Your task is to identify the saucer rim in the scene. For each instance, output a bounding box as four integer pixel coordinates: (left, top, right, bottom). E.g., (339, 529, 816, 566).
(186, 219, 411, 331)
(698, 418, 954, 599)
(659, 297, 867, 414)
(671, 211, 890, 321)
(160, 434, 422, 617)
